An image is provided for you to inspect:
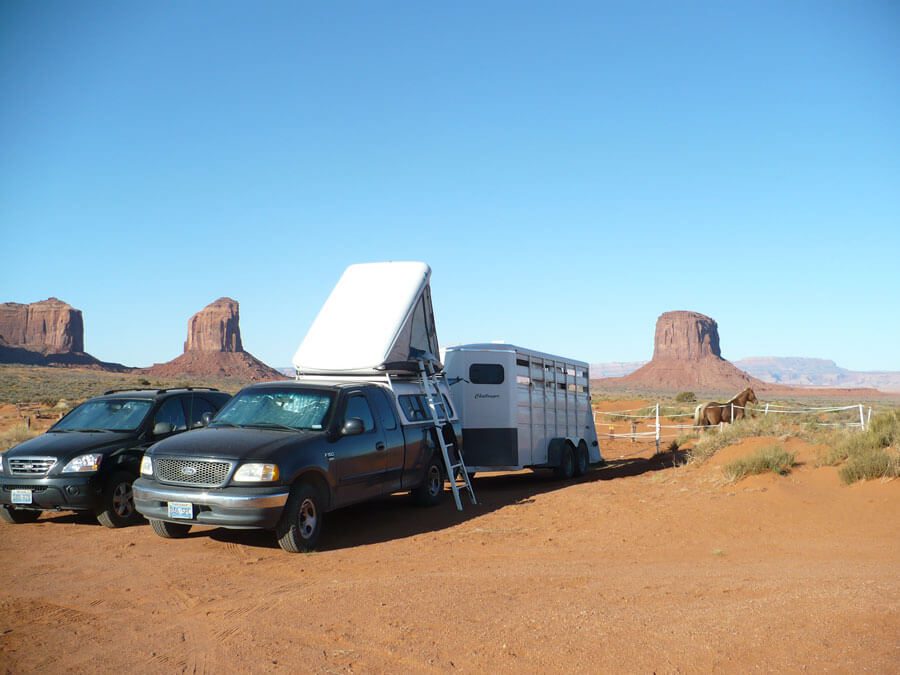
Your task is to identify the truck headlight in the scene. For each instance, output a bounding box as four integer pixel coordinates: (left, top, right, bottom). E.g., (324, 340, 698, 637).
(62, 454, 102, 473)
(140, 455, 153, 476)
(233, 463, 279, 482)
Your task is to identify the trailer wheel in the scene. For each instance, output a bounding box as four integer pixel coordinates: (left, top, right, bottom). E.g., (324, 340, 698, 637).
(573, 441, 589, 477)
(554, 443, 576, 480)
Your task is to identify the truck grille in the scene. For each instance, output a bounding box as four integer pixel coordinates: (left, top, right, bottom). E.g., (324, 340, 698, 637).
(8, 457, 56, 476)
(155, 458, 232, 487)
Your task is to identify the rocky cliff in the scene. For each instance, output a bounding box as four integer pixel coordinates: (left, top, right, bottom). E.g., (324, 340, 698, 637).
(0, 298, 84, 354)
(143, 298, 283, 381)
(602, 310, 765, 392)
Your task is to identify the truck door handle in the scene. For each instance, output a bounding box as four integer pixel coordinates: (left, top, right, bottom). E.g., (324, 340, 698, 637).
(375, 442, 385, 451)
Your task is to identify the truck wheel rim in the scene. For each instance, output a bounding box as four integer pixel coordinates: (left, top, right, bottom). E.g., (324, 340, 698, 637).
(299, 498, 317, 539)
(427, 465, 442, 497)
(113, 482, 134, 517)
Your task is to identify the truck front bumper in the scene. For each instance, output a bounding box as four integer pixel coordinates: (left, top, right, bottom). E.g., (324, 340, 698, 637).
(133, 479, 289, 530)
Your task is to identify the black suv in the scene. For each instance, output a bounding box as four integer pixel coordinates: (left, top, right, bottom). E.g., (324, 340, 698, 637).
(0, 388, 231, 527)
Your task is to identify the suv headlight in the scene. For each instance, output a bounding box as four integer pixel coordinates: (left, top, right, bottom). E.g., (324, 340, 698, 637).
(140, 455, 153, 476)
(233, 463, 279, 482)
(62, 454, 103, 473)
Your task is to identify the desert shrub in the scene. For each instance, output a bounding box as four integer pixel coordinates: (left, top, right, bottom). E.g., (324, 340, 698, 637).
(723, 445, 795, 482)
(689, 414, 800, 463)
(838, 448, 899, 484)
(0, 424, 38, 452)
(675, 391, 696, 403)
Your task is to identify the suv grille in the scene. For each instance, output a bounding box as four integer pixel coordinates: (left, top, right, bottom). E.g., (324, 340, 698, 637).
(8, 457, 56, 476)
(155, 458, 232, 487)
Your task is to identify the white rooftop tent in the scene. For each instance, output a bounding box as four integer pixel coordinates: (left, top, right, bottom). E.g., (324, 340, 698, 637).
(292, 261, 442, 376)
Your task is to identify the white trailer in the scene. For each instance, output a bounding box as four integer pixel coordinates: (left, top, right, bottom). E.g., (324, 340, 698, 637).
(443, 343, 603, 478)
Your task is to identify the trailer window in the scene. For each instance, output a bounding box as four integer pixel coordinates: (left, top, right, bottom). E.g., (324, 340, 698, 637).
(470, 363, 504, 385)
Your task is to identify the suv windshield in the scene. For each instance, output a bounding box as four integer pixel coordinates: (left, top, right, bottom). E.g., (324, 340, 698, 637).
(212, 389, 334, 430)
(53, 399, 154, 432)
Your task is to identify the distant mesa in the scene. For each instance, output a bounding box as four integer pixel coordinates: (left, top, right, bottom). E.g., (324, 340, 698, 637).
(141, 298, 284, 381)
(0, 298, 126, 370)
(602, 310, 765, 392)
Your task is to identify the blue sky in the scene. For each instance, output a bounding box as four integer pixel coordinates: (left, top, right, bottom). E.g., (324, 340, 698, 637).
(1, 2, 898, 371)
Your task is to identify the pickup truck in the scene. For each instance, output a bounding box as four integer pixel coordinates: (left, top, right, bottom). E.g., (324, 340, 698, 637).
(133, 378, 461, 552)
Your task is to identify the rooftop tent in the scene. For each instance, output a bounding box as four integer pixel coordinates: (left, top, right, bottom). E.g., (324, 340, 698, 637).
(292, 261, 442, 376)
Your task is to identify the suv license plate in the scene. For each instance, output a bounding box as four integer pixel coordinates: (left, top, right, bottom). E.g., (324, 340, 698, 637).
(167, 501, 193, 519)
(11, 489, 32, 505)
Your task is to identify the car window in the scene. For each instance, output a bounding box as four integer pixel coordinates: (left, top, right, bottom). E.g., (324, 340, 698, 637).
(155, 397, 187, 431)
(344, 395, 375, 432)
(373, 389, 398, 431)
(189, 396, 217, 428)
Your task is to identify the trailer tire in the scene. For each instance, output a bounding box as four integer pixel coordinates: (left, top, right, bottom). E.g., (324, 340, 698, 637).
(554, 443, 576, 480)
(573, 441, 589, 477)
(412, 454, 445, 507)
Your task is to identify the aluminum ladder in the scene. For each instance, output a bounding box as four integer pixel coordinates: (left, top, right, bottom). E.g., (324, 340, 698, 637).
(416, 358, 477, 511)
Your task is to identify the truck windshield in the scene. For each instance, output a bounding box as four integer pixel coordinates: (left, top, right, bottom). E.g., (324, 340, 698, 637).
(212, 389, 334, 431)
(52, 399, 153, 432)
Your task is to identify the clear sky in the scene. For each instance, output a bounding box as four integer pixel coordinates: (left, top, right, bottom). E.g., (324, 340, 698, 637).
(1, 2, 898, 371)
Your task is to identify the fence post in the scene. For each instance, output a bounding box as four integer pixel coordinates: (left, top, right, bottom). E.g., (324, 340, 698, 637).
(858, 404, 865, 431)
(764, 403, 769, 416)
(867, 407, 872, 428)
(655, 403, 660, 454)
(731, 402, 735, 423)
(630, 421, 637, 443)
(25, 416, 31, 431)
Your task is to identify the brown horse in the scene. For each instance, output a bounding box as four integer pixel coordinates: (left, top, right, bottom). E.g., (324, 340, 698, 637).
(693, 387, 758, 427)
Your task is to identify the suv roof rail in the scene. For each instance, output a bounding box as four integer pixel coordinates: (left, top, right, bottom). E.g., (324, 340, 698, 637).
(102, 387, 222, 395)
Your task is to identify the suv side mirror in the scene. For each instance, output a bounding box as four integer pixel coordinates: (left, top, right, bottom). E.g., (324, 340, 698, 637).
(340, 418, 365, 436)
(200, 412, 214, 427)
(153, 421, 175, 437)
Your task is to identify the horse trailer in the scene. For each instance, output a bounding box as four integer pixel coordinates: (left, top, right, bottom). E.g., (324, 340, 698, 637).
(443, 343, 603, 478)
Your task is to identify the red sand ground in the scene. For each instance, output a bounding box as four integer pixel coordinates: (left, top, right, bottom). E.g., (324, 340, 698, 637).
(1, 413, 897, 673)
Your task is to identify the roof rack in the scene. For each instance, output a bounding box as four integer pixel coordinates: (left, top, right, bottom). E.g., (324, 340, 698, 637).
(102, 387, 222, 395)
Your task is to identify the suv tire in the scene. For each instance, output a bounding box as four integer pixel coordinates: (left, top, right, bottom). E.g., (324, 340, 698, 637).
(150, 518, 192, 538)
(0, 505, 41, 524)
(95, 471, 143, 528)
(276, 482, 324, 553)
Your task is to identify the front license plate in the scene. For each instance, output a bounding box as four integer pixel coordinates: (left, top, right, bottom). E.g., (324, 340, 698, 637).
(167, 501, 194, 519)
(11, 489, 32, 505)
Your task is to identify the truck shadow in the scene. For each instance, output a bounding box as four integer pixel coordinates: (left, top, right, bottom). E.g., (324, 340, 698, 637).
(206, 449, 685, 551)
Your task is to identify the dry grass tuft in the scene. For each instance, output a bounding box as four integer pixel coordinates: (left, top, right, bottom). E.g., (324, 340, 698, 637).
(0, 424, 39, 452)
(723, 445, 795, 482)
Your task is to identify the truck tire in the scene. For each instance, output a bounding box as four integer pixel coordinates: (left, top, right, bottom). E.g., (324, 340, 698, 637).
(0, 505, 41, 524)
(573, 441, 589, 477)
(96, 471, 143, 528)
(554, 443, 576, 480)
(411, 454, 445, 507)
(150, 518, 192, 538)
(276, 482, 324, 553)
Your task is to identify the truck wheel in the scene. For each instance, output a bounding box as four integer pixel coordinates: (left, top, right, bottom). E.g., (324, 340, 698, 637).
(573, 441, 589, 477)
(412, 454, 444, 507)
(554, 444, 576, 480)
(150, 518, 192, 538)
(276, 482, 324, 553)
(95, 471, 143, 528)
(0, 505, 41, 524)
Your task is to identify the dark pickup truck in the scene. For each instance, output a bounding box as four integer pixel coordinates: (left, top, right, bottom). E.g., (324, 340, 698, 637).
(133, 379, 461, 552)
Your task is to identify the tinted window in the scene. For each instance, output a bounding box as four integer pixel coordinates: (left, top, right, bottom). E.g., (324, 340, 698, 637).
(189, 396, 217, 428)
(155, 397, 187, 431)
(214, 389, 333, 430)
(470, 363, 504, 385)
(54, 399, 153, 432)
(373, 389, 398, 431)
(398, 394, 450, 422)
(344, 395, 375, 432)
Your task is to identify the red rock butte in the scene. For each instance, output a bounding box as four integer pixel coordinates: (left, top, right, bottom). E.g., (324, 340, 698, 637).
(143, 298, 283, 381)
(609, 311, 765, 392)
(0, 298, 84, 354)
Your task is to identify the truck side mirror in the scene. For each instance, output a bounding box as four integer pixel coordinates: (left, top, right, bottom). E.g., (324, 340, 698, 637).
(341, 418, 364, 436)
(200, 412, 214, 427)
(153, 421, 175, 437)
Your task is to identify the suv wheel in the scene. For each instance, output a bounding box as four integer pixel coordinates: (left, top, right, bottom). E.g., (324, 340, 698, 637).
(276, 482, 324, 553)
(95, 471, 143, 528)
(0, 505, 42, 524)
(150, 518, 192, 538)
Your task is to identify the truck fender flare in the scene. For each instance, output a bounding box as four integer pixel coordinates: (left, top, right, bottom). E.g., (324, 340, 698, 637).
(288, 468, 332, 511)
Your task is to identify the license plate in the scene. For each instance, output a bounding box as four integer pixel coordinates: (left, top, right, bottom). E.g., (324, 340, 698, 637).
(11, 489, 32, 505)
(167, 501, 194, 519)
